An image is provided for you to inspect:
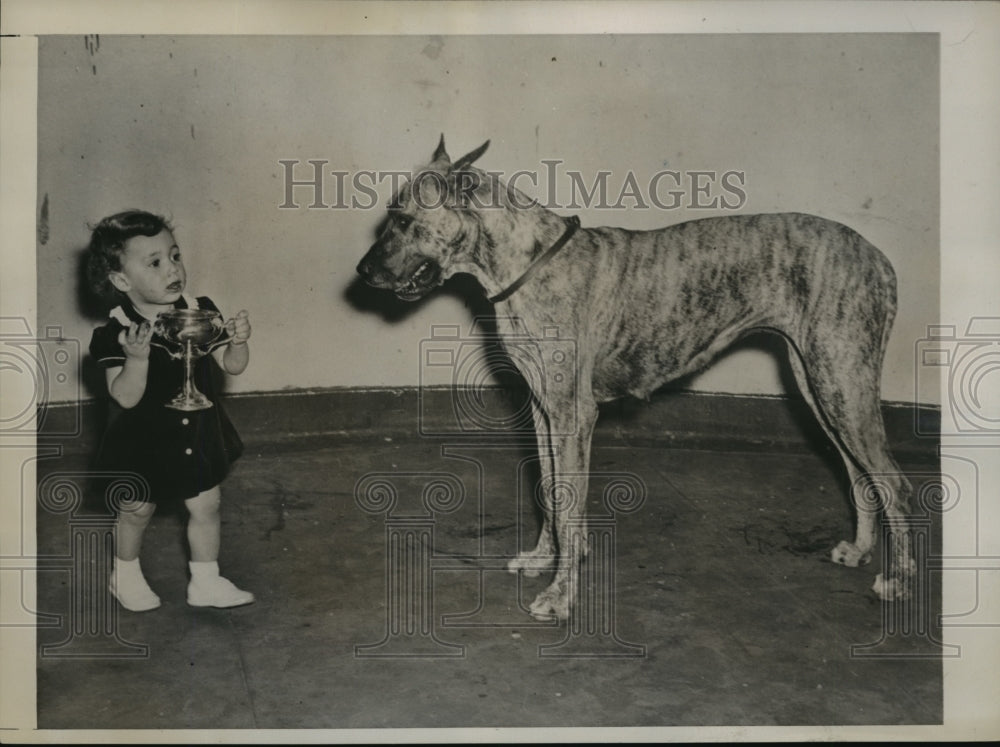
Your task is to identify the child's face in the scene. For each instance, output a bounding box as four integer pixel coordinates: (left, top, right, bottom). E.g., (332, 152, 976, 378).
(109, 230, 187, 311)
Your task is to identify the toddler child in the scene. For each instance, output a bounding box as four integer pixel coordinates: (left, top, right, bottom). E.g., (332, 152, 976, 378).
(87, 209, 254, 610)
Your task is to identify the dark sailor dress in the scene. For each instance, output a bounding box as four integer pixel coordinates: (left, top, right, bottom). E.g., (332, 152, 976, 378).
(89, 294, 244, 506)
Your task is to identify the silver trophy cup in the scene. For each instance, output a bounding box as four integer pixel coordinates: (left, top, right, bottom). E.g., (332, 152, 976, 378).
(152, 309, 229, 411)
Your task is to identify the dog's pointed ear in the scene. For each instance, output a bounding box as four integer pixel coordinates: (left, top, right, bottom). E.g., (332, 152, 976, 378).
(432, 134, 450, 166)
(452, 140, 490, 171)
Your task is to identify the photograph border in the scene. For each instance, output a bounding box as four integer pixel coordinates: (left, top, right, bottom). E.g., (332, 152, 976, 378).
(3, 1, 999, 743)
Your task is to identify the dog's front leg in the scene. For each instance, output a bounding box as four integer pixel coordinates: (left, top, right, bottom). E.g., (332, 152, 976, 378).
(526, 399, 599, 621)
(507, 398, 557, 578)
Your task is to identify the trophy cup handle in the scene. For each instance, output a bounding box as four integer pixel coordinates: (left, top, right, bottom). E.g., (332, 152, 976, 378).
(205, 337, 233, 353)
(149, 319, 173, 351)
(148, 338, 181, 358)
(205, 323, 234, 353)
(149, 318, 182, 358)
(203, 316, 245, 353)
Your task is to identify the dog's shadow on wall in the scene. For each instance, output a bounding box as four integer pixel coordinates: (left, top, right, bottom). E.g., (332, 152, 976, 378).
(343, 271, 531, 395)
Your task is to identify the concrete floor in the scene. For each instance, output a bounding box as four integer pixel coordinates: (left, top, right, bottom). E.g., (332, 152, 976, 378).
(35, 419, 942, 730)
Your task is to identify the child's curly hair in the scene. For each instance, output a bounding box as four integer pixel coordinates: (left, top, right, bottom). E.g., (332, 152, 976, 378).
(86, 210, 172, 304)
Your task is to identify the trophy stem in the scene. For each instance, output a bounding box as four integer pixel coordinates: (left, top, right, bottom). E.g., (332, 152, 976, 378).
(183, 340, 196, 400)
(166, 339, 214, 411)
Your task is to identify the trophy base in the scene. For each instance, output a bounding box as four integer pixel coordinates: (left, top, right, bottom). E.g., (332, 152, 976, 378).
(165, 394, 214, 412)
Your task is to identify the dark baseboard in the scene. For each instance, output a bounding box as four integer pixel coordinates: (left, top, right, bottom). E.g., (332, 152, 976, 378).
(37, 386, 939, 464)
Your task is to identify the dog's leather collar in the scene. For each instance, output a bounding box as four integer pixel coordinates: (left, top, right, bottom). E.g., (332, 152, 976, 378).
(488, 216, 581, 304)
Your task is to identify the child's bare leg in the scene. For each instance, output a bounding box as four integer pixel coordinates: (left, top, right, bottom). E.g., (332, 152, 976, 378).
(115, 500, 155, 560)
(185, 486, 254, 608)
(110, 500, 160, 611)
(185, 486, 221, 561)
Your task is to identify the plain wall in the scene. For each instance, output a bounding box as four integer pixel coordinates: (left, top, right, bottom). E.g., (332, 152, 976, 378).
(35, 33, 939, 404)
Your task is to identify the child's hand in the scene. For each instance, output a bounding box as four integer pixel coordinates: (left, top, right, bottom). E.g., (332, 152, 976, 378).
(227, 310, 251, 345)
(118, 321, 152, 360)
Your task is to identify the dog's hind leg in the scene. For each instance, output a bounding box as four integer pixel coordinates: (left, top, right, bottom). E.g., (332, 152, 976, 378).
(783, 341, 876, 566)
(786, 329, 914, 600)
(508, 398, 557, 578)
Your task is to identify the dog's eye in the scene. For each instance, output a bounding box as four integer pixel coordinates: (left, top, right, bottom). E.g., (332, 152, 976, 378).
(395, 214, 413, 231)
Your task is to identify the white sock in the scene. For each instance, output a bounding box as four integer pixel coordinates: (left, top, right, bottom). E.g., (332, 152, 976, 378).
(115, 556, 145, 580)
(189, 560, 220, 581)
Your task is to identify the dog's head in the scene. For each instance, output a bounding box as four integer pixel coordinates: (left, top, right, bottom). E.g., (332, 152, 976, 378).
(356, 136, 492, 302)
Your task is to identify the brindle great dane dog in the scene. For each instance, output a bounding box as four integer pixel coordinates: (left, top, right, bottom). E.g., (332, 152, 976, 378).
(357, 136, 913, 620)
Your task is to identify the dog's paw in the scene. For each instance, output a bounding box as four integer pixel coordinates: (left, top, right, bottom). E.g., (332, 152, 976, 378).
(872, 556, 917, 601)
(507, 551, 555, 579)
(872, 572, 912, 601)
(528, 586, 570, 621)
(831, 540, 872, 568)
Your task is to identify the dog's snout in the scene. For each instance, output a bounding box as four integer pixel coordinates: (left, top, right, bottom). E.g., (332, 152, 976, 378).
(357, 244, 393, 288)
(357, 258, 384, 286)
(357, 241, 382, 278)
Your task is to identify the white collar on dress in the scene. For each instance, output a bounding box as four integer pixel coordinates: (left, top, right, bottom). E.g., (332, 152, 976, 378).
(108, 306, 131, 326)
